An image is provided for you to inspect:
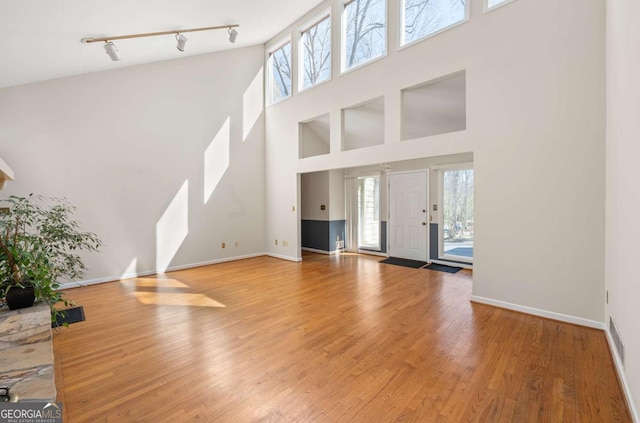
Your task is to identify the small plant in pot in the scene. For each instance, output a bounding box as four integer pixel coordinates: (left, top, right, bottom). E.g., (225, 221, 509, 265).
(0, 195, 101, 321)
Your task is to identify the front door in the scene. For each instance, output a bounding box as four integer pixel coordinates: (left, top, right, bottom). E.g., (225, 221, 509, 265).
(389, 172, 428, 261)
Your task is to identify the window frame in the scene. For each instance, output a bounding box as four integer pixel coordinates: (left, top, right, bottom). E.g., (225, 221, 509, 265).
(436, 162, 474, 264)
(484, 0, 517, 13)
(298, 10, 333, 93)
(266, 36, 293, 106)
(341, 0, 389, 75)
(399, 0, 470, 50)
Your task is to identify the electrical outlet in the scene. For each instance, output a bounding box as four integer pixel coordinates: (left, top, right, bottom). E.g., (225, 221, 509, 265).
(235, 241, 239, 247)
(275, 239, 278, 246)
(222, 242, 226, 248)
(283, 240, 288, 247)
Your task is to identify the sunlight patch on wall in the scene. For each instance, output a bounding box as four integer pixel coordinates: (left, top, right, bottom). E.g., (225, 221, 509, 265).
(156, 180, 189, 273)
(134, 292, 226, 308)
(120, 257, 138, 280)
(204, 117, 230, 203)
(243, 67, 264, 141)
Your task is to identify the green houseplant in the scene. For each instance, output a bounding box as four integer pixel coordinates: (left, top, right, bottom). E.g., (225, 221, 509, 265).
(0, 194, 101, 319)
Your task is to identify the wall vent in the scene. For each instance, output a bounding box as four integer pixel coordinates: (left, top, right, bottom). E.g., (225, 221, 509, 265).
(609, 316, 625, 367)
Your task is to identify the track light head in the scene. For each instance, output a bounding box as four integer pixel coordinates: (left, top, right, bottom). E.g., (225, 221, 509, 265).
(228, 27, 238, 44)
(176, 33, 188, 52)
(103, 41, 121, 61)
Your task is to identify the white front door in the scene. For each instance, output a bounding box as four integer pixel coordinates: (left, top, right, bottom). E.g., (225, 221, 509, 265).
(389, 172, 428, 261)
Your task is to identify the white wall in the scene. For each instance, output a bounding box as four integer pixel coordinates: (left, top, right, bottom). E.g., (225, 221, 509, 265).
(329, 169, 345, 220)
(401, 71, 466, 140)
(265, 0, 606, 323)
(343, 97, 385, 151)
(300, 114, 330, 158)
(300, 171, 330, 221)
(606, 0, 640, 417)
(0, 46, 266, 283)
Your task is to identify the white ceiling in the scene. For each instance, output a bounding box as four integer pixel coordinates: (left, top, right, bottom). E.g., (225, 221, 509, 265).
(0, 0, 324, 89)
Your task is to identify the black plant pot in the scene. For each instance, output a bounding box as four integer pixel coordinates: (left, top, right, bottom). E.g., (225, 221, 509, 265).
(5, 286, 36, 310)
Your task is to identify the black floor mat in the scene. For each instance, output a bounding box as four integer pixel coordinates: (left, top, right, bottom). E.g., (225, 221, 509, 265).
(423, 263, 462, 273)
(52, 306, 85, 328)
(380, 257, 427, 269)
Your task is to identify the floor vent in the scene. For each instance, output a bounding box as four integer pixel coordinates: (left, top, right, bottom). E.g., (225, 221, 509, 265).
(609, 316, 625, 367)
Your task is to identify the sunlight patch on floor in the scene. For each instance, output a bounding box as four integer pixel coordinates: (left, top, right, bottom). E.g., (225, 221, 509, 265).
(134, 292, 226, 308)
(121, 278, 190, 289)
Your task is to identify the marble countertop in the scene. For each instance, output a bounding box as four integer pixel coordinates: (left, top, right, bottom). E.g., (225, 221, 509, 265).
(0, 303, 56, 402)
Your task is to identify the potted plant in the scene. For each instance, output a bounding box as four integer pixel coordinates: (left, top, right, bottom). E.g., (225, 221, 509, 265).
(0, 194, 101, 319)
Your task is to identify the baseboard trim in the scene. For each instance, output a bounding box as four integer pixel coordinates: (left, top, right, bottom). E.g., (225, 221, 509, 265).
(59, 253, 267, 289)
(264, 252, 302, 262)
(605, 329, 640, 422)
(301, 247, 345, 256)
(470, 295, 606, 330)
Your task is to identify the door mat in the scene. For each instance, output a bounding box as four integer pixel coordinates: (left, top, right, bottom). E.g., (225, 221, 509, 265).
(52, 306, 85, 328)
(380, 257, 428, 269)
(423, 263, 462, 274)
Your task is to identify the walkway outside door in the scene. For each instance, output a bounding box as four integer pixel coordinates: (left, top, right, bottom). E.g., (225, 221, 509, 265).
(389, 172, 428, 261)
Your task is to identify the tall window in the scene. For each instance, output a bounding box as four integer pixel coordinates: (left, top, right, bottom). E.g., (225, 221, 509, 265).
(402, 0, 467, 46)
(344, 0, 386, 71)
(441, 167, 473, 261)
(358, 175, 380, 250)
(300, 14, 332, 90)
(267, 41, 292, 105)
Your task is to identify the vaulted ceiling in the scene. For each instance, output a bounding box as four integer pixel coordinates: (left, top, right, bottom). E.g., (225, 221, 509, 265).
(0, 0, 324, 89)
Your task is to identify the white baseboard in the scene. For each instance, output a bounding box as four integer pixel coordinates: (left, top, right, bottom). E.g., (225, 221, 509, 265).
(59, 253, 267, 289)
(470, 295, 606, 330)
(301, 247, 345, 256)
(605, 329, 640, 423)
(264, 252, 302, 262)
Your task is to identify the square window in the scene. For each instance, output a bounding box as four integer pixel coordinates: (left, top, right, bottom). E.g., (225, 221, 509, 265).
(300, 14, 332, 90)
(267, 41, 292, 105)
(402, 0, 467, 46)
(344, 0, 387, 71)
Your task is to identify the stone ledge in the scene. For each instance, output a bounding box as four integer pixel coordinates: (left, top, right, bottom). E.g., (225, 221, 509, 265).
(0, 303, 56, 402)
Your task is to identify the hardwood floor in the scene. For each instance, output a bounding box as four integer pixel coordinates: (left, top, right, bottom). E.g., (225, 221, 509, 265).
(53, 252, 631, 422)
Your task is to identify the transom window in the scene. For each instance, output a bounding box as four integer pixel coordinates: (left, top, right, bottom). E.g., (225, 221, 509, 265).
(267, 40, 292, 105)
(401, 0, 467, 46)
(300, 14, 332, 90)
(343, 0, 387, 71)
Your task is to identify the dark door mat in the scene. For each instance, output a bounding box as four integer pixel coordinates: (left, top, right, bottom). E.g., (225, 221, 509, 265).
(380, 257, 428, 269)
(423, 263, 462, 273)
(52, 306, 85, 328)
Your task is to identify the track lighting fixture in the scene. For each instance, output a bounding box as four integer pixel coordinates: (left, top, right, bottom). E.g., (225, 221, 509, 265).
(176, 33, 188, 52)
(103, 41, 121, 61)
(82, 24, 239, 61)
(228, 27, 238, 43)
